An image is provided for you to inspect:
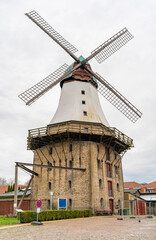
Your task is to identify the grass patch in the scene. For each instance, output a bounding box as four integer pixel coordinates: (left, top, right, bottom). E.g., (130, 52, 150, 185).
(0, 217, 19, 226)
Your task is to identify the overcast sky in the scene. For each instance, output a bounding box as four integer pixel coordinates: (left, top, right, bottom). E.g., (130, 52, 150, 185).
(0, 0, 156, 184)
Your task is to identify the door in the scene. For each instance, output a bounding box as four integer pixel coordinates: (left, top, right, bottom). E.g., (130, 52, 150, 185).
(109, 199, 113, 214)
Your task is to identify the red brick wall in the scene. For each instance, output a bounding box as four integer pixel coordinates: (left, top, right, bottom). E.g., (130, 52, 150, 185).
(0, 200, 30, 215)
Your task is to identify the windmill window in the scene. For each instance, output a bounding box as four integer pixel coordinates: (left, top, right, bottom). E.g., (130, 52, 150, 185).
(48, 182, 51, 190)
(97, 144, 99, 153)
(97, 159, 101, 168)
(69, 144, 72, 152)
(84, 127, 88, 132)
(49, 147, 53, 155)
(99, 179, 102, 189)
(105, 147, 110, 161)
(69, 160, 73, 168)
(83, 111, 87, 116)
(100, 198, 104, 208)
(81, 90, 85, 95)
(117, 183, 120, 192)
(68, 180, 72, 189)
(47, 200, 50, 209)
(82, 100, 86, 105)
(69, 199, 72, 207)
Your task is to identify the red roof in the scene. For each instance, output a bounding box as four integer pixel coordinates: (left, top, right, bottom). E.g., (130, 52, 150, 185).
(0, 185, 8, 194)
(144, 181, 156, 188)
(0, 185, 26, 194)
(124, 182, 143, 189)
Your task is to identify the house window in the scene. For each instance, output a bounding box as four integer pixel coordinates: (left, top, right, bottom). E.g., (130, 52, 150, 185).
(69, 144, 72, 152)
(106, 163, 112, 178)
(69, 160, 73, 168)
(83, 111, 87, 116)
(100, 198, 104, 208)
(49, 147, 53, 155)
(105, 147, 110, 161)
(68, 180, 72, 189)
(99, 179, 102, 188)
(69, 199, 72, 207)
(82, 100, 86, 104)
(117, 183, 120, 192)
(48, 182, 51, 190)
(81, 90, 85, 95)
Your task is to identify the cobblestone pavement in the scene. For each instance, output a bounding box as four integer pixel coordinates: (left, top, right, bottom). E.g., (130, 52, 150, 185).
(0, 216, 156, 240)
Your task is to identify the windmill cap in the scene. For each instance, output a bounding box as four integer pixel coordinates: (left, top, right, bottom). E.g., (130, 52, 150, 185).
(60, 56, 98, 87)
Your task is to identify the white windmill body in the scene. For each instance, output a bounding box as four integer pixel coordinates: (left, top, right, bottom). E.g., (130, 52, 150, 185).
(50, 61, 110, 126)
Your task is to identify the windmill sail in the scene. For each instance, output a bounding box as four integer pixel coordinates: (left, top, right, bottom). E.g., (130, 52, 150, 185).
(94, 72, 142, 123)
(25, 10, 79, 62)
(19, 64, 69, 105)
(88, 28, 133, 64)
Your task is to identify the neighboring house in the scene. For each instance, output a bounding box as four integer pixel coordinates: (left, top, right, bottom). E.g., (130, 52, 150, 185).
(124, 189, 146, 215)
(0, 185, 26, 194)
(124, 181, 156, 215)
(143, 182, 156, 193)
(0, 189, 31, 215)
(139, 192, 156, 215)
(124, 181, 156, 193)
(124, 181, 145, 193)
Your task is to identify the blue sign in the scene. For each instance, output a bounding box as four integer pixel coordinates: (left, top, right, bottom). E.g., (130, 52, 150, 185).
(58, 198, 67, 209)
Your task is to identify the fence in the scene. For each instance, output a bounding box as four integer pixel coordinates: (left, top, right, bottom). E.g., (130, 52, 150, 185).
(116, 200, 156, 217)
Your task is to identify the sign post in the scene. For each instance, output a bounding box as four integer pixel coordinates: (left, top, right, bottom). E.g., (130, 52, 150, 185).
(50, 191, 53, 210)
(31, 199, 43, 225)
(36, 199, 42, 222)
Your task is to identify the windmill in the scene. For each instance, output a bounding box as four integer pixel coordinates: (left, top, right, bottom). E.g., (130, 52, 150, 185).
(16, 11, 142, 213)
(19, 10, 142, 123)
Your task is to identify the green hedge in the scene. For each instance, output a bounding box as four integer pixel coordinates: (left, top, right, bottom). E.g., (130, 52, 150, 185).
(20, 209, 92, 223)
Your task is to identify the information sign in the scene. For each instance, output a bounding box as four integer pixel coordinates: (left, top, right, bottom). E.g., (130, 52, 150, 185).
(58, 198, 67, 209)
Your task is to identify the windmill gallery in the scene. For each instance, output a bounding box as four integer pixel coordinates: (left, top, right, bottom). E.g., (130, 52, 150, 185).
(14, 10, 142, 215)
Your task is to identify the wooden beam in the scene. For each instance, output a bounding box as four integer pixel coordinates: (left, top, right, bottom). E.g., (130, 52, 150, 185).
(16, 162, 86, 172)
(17, 175, 34, 209)
(13, 163, 18, 216)
(17, 164, 38, 176)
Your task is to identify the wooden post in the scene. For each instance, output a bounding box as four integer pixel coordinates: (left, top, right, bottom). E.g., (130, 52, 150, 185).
(17, 175, 34, 209)
(13, 163, 18, 216)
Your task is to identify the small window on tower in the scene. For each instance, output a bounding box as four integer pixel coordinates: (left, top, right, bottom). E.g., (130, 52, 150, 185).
(69, 160, 73, 168)
(68, 180, 72, 188)
(82, 100, 86, 105)
(84, 127, 88, 132)
(81, 90, 85, 95)
(69, 199, 72, 207)
(69, 144, 72, 152)
(48, 182, 51, 190)
(83, 111, 87, 116)
(49, 147, 52, 155)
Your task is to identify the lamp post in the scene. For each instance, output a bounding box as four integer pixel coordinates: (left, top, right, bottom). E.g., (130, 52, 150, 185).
(50, 191, 53, 210)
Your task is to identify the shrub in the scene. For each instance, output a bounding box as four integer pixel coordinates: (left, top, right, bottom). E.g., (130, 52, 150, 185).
(20, 209, 92, 223)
